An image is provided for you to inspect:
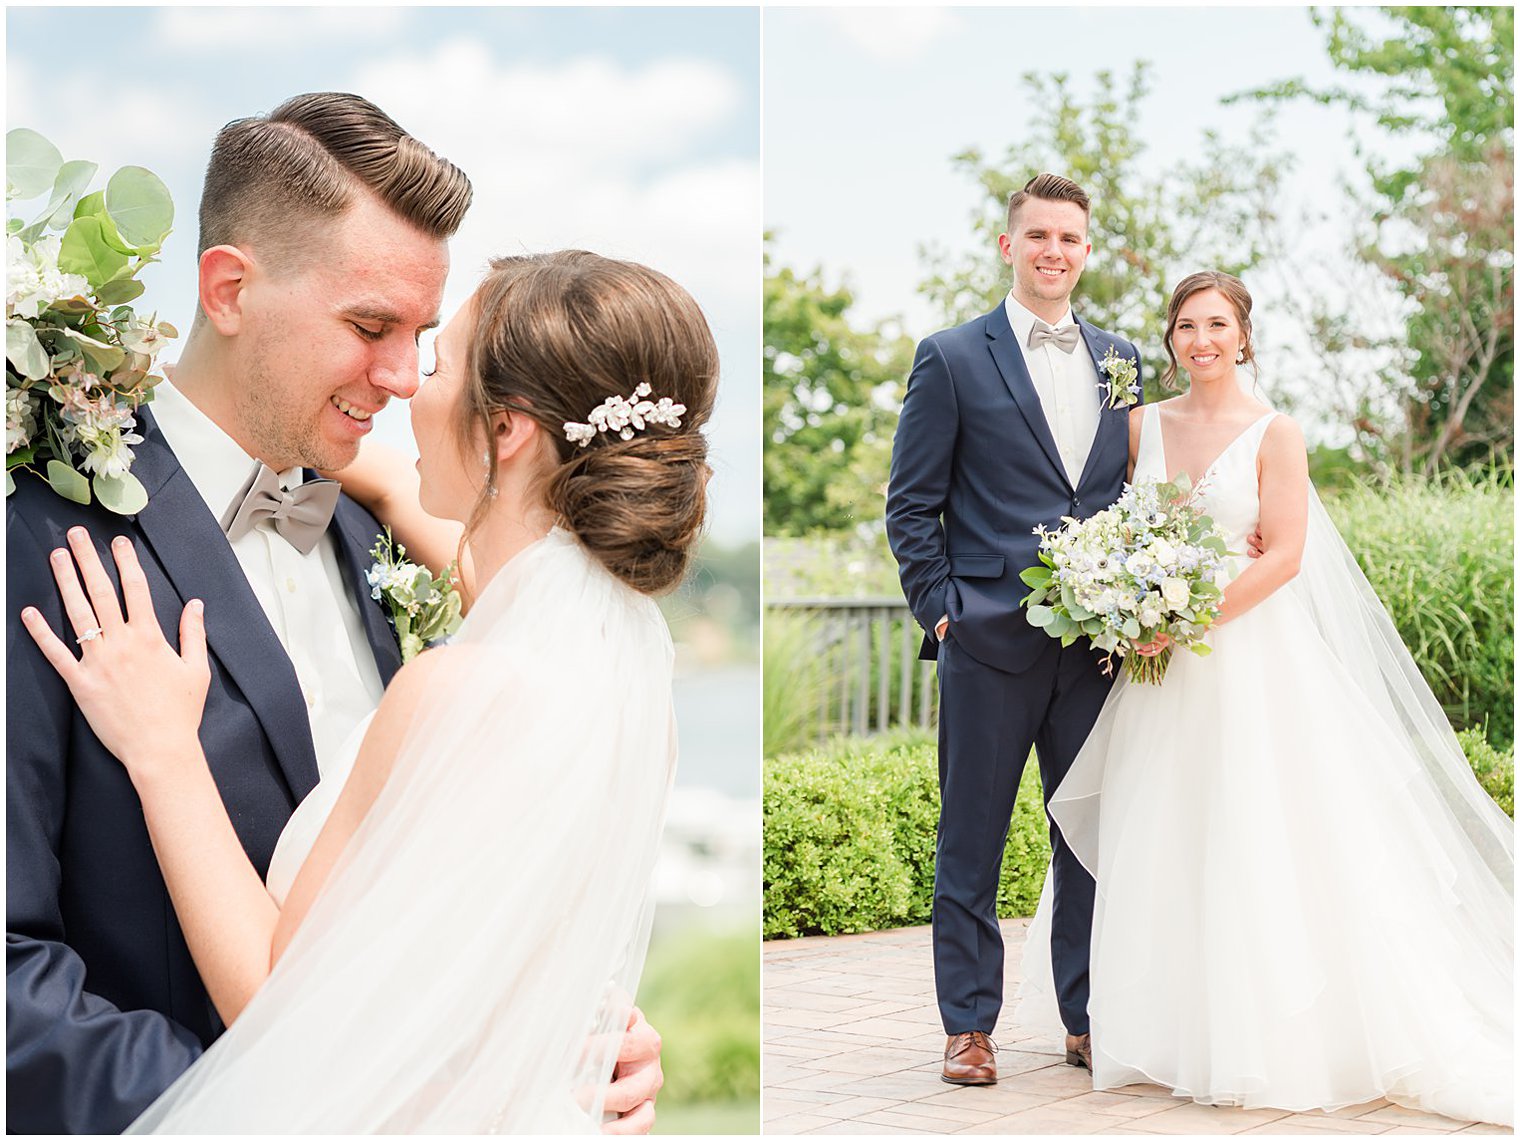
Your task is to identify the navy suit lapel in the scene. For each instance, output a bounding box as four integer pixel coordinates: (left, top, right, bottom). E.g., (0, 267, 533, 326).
(982, 303, 1068, 486)
(328, 497, 402, 688)
(130, 410, 321, 802)
(1073, 316, 1134, 494)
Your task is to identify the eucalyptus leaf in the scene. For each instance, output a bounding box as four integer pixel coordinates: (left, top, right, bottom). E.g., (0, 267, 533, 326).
(105, 166, 174, 249)
(93, 471, 148, 515)
(6, 129, 63, 199)
(1026, 604, 1055, 628)
(7, 320, 51, 380)
(8, 445, 35, 467)
(61, 328, 126, 375)
(5, 470, 13, 496)
(37, 160, 98, 232)
(95, 278, 145, 306)
(46, 460, 91, 505)
(1121, 616, 1142, 639)
(74, 191, 136, 255)
(1060, 630, 1078, 648)
(1018, 566, 1051, 588)
(58, 217, 130, 289)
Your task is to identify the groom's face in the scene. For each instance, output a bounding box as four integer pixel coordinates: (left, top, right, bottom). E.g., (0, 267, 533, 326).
(233, 191, 450, 472)
(999, 198, 1090, 315)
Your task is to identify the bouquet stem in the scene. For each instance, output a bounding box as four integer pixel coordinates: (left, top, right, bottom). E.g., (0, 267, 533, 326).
(1126, 646, 1173, 685)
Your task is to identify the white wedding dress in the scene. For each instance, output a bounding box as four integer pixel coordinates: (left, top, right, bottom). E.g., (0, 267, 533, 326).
(1019, 405, 1514, 1126)
(130, 527, 678, 1133)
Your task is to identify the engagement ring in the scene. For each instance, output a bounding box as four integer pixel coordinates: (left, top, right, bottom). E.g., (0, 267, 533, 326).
(75, 626, 103, 645)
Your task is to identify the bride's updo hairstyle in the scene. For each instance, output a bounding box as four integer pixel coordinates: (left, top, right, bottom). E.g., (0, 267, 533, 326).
(1160, 270, 1258, 390)
(463, 250, 718, 595)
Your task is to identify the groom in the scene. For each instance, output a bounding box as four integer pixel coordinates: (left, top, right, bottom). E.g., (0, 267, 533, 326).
(886, 173, 1141, 1084)
(7, 93, 662, 1134)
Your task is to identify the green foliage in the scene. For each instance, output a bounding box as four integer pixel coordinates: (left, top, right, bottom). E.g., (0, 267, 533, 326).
(1458, 728, 1515, 818)
(638, 924, 760, 1110)
(763, 241, 914, 536)
(1241, 8, 1513, 473)
(917, 63, 1287, 394)
(1327, 471, 1513, 745)
(762, 609, 822, 758)
(764, 732, 1051, 938)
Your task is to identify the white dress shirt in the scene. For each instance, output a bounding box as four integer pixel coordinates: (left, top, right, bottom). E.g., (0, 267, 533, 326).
(1003, 291, 1103, 488)
(936, 295, 1105, 640)
(149, 381, 385, 778)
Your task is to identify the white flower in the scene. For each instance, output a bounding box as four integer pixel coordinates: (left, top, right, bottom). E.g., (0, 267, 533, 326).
(1160, 577, 1192, 610)
(1148, 537, 1177, 567)
(7, 234, 89, 321)
(1125, 550, 1156, 578)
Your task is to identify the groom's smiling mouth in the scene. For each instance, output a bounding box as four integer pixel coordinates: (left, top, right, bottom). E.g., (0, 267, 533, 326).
(1035, 266, 1066, 279)
(330, 395, 378, 422)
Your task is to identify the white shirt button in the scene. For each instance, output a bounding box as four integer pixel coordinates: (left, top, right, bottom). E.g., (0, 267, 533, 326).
(285, 577, 297, 593)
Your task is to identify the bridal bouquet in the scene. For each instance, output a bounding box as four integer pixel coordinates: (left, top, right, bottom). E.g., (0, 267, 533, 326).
(1020, 477, 1231, 683)
(6, 129, 177, 514)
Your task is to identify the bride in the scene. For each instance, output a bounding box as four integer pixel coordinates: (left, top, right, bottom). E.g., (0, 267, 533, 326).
(1019, 271, 1513, 1126)
(20, 250, 718, 1132)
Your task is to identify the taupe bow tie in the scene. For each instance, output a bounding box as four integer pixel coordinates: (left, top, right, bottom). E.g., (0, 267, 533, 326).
(220, 463, 340, 556)
(1028, 320, 1081, 353)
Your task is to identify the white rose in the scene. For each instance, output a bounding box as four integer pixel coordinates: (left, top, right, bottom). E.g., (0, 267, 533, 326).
(1160, 577, 1192, 610)
(1125, 551, 1156, 578)
(1149, 538, 1177, 567)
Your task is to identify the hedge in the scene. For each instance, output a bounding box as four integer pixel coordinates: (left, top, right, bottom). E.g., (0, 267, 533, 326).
(764, 729, 1515, 938)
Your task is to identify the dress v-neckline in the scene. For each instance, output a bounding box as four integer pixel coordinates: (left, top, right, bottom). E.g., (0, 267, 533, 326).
(1155, 406, 1276, 487)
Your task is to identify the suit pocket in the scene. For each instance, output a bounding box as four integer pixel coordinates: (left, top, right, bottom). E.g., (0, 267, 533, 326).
(947, 554, 1005, 579)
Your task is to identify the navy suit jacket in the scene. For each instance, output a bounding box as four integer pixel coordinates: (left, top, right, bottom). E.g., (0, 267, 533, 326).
(885, 302, 1143, 675)
(6, 409, 403, 1134)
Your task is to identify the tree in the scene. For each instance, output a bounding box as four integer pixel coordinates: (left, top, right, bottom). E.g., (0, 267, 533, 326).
(918, 63, 1289, 393)
(1243, 7, 1514, 472)
(763, 241, 914, 536)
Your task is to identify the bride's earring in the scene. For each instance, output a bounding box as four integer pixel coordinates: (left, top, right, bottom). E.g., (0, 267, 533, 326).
(1236, 347, 1247, 364)
(482, 450, 499, 499)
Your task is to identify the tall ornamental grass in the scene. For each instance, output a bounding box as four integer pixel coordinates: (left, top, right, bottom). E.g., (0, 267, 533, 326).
(1325, 471, 1513, 745)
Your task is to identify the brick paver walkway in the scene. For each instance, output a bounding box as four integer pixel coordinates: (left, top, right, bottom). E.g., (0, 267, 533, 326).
(763, 921, 1502, 1136)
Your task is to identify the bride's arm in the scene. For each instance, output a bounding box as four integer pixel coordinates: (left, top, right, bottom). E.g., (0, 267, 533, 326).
(323, 440, 474, 598)
(20, 530, 442, 1025)
(1215, 416, 1309, 625)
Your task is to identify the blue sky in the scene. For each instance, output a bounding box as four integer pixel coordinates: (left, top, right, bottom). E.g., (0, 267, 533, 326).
(7, 6, 760, 544)
(764, 7, 1436, 439)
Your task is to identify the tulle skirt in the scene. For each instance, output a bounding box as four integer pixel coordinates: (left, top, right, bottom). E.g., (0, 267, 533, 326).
(1019, 585, 1514, 1126)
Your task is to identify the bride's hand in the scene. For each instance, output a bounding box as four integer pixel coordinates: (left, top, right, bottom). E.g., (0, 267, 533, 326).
(21, 527, 209, 778)
(1131, 632, 1173, 657)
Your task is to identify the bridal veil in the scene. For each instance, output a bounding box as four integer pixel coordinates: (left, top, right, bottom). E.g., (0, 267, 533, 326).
(129, 527, 677, 1133)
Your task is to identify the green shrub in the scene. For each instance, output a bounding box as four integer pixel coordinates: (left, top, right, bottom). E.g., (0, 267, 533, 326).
(764, 732, 1051, 938)
(1322, 472, 1513, 745)
(1459, 727, 1515, 817)
(638, 924, 760, 1107)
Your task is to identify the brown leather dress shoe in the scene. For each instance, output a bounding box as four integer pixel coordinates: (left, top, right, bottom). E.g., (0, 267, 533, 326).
(942, 1031, 998, 1085)
(1065, 1032, 1092, 1071)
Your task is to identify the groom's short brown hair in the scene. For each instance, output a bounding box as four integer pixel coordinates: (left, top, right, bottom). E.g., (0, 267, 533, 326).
(1006, 173, 1091, 233)
(197, 92, 473, 271)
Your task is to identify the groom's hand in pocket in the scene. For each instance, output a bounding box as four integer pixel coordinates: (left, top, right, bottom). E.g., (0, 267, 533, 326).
(602, 1005, 662, 1135)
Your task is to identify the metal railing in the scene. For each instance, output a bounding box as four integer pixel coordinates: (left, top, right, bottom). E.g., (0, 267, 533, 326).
(768, 596, 938, 742)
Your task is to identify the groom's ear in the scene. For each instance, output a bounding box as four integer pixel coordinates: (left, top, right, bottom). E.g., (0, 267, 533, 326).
(198, 245, 254, 336)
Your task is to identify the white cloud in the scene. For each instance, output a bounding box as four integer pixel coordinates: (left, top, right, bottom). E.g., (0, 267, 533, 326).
(825, 7, 962, 64)
(351, 42, 755, 313)
(6, 59, 214, 178)
(154, 6, 409, 50)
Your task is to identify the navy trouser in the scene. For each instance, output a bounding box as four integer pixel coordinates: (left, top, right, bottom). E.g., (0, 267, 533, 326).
(933, 633, 1114, 1036)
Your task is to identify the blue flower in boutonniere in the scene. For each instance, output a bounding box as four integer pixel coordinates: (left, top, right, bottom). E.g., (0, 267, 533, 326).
(366, 528, 463, 664)
(1097, 346, 1141, 410)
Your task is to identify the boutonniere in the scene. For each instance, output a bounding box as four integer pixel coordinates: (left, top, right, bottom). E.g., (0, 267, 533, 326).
(366, 528, 463, 664)
(1097, 346, 1141, 410)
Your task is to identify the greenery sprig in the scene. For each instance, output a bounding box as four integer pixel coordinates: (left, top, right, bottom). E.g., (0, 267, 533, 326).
(6, 129, 176, 514)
